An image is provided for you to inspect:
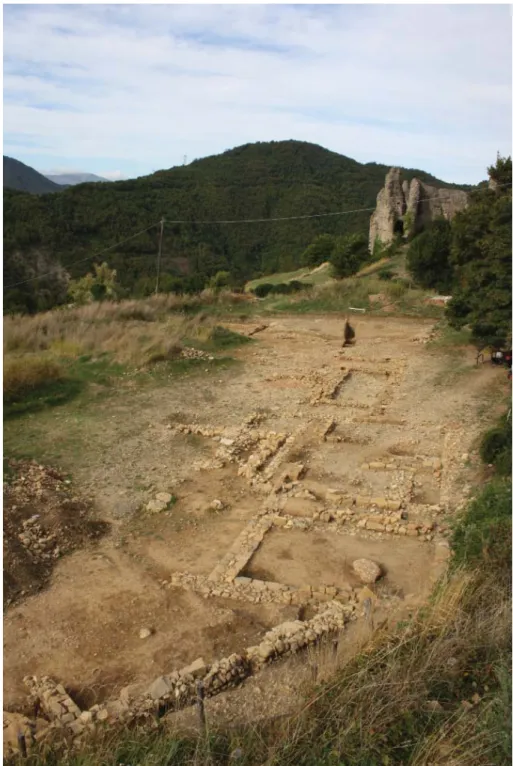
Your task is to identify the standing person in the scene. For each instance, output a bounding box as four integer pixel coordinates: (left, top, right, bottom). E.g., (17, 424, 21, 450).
(343, 316, 355, 347)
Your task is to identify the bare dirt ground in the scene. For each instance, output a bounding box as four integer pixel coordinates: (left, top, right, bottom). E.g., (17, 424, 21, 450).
(3, 314, 505, 715)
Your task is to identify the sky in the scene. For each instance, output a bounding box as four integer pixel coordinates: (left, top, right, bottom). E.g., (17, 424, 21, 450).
(3, 4, 512, 185)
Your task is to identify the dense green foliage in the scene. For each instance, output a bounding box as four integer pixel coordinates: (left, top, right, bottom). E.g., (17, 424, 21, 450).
(451, 478, 511, 571)
(330, 233, 369, 278)
(3, 141, 463, 314)
(3, 156, 63, 194)
(479, 411, 512, 476)
(300, 233, 336, 267)
(252, 280, 310, 298)
(407, 218, 453, 292)
(403, 155, 512, 349)
(446, 155, 512, 348)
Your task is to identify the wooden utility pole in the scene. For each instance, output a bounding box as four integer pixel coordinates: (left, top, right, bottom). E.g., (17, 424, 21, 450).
(155, 218, 165, 294)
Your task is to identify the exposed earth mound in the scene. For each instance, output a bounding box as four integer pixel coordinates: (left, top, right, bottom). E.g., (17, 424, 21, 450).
(3, 460, 109, 608)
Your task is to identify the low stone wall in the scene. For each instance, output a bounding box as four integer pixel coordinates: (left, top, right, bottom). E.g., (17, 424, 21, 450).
(169, 569, 354, 607)
(18, 600, 353, 749)
(207, 516, 273, 583)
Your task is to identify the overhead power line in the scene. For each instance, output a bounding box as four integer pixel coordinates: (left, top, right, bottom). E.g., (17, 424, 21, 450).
(4, 181, 511, 291)
(4, 222, 161, 290)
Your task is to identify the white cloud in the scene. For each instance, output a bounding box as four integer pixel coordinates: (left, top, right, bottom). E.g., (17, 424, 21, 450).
(101, 170, 126, 181)
(3, 4, 511, 184)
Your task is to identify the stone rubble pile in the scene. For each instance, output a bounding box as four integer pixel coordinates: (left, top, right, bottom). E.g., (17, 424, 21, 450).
(309, 371, 352, 405)
(18, 515, 61, 561)
(180, 348, 214, 361)
(24, 676, 82, 735)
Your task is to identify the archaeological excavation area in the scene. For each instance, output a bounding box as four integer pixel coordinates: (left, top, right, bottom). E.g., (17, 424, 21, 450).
(4, 314, 497, 751)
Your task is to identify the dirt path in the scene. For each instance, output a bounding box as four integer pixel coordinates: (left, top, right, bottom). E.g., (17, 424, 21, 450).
(3, 314, 504, 712)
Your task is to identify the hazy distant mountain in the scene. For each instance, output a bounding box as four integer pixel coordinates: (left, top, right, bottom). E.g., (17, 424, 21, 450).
(45, 172, 110, 185)
(3, 156, 63, 194)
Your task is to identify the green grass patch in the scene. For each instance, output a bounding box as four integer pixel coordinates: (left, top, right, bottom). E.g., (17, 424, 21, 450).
(205, 325, 252, 350)
(427, 322, 473, 350)
(451, 478, 512, 570)
(4, 355, 127, 419)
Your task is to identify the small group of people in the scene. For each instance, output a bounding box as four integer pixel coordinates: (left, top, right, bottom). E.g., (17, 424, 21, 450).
(491, 349, 512, 379)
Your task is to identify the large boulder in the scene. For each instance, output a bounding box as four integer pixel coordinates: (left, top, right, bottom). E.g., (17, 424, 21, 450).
(352, 558, 382, 584)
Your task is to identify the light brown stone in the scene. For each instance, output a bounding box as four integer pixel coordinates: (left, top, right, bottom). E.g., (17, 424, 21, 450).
(352, 558, 382, 584)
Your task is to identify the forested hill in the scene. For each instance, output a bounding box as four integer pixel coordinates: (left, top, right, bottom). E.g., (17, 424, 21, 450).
(3, 156, 64, 195)
(4, 140, 467, 312)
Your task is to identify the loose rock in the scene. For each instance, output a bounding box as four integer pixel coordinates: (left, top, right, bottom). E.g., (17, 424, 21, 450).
(352, 558, 382, 584)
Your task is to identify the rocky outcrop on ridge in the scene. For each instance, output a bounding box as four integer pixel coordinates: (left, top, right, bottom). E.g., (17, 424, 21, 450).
(369, 168, 468, 252)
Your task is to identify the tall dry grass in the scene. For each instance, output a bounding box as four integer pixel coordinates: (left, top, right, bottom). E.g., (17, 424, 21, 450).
(3, 291, 253, 367)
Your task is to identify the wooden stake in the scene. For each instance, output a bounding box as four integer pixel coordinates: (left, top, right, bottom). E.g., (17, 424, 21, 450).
(196, 680, 206, 734)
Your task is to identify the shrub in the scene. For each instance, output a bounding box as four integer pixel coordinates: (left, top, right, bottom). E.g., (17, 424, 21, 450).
(330, 233, 369, 278)
(480, 413, 512, 476)
(289, 280, 308, 292)
(386, 281, 408, 300)
(451, 479, 512, 571)
(252, 283, 274, 298)
(378, 269, 394, 280)
(407, 219, 454, 292)
(4, 356, 67, 401)
(301, 234, 336, 267)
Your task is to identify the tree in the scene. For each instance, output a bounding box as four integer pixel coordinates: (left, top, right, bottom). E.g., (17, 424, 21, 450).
(208, 270, 232, 291)
(330, 233, 368, 278)
(406, 218, 453, 293)
(446, 156, 512, 349)
(300, 234, 336, 267)
(67, 262, 120, 305)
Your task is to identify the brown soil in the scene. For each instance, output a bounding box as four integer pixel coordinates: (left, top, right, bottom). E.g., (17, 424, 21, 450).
(245, 528, 440, 598)
(3, 314, 504, 713)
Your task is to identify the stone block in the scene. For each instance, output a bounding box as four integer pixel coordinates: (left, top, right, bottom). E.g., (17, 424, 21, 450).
(234, 576, 252, 586)
(69, 720, 85, 736)
(282, 497, 318, 518)
(147, 675, 173, 700)
(366, 520, 385, 532)
(181, 658, 207, 679)
(47, 699, 66, 718)
(60, 713, 76, 725)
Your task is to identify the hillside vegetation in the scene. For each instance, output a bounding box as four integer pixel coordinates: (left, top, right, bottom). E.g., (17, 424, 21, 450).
(4, 140, 465, 314)
(407, 154, 512, 350)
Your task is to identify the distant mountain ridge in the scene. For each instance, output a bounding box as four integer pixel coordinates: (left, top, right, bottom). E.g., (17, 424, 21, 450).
(3, 156, 64, 194)
(4, 139, 471, 314)
(45, 172, 110, 186)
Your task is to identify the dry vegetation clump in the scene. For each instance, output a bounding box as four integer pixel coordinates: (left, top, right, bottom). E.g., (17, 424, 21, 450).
(4, 356, 66, 401)
(4, 291, 253, 368)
